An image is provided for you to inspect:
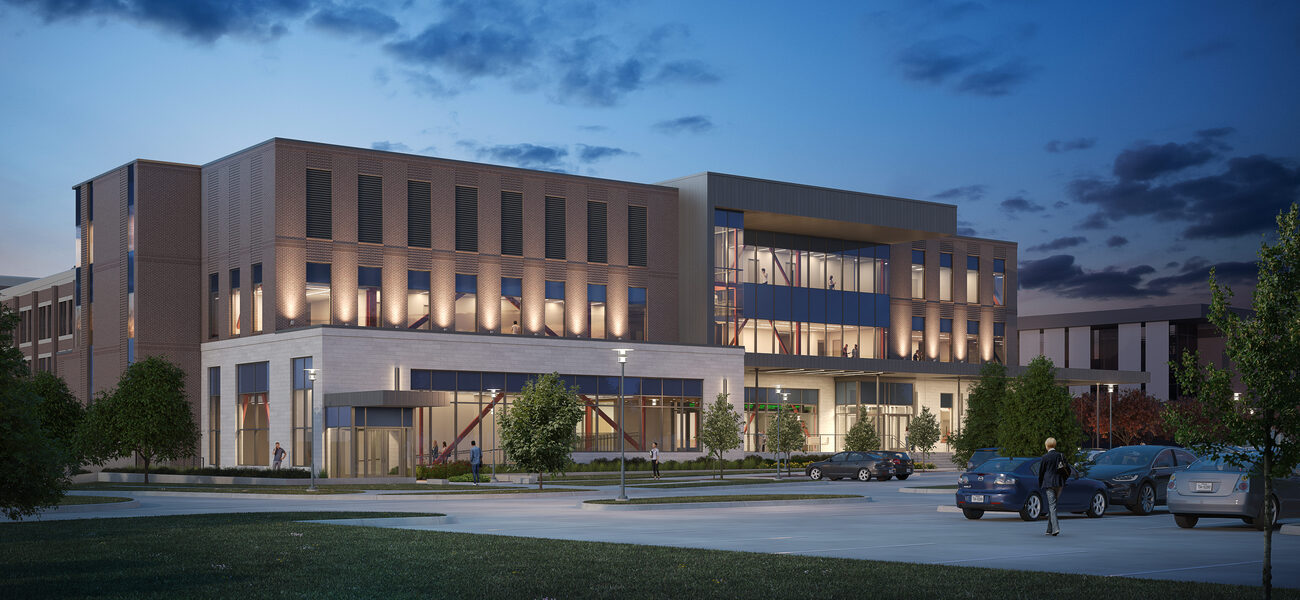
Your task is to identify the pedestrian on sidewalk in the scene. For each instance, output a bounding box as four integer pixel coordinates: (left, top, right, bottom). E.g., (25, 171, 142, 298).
(470, 440, 482, 485)
(650, 442, 661, 480)
(272, 442, 286, 470)
(1038, 437, 1070, 536)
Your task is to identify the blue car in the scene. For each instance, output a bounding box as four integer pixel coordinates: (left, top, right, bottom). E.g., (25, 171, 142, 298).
(956, 457, 1110, 521)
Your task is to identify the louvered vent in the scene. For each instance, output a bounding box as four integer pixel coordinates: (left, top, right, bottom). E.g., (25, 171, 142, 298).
(912, 240, 927, 249)
(501, 190, 523, 256)
(628, 204, 647, 267)
(306, 169, 332, 239)
(912, 302, 926, 317)
(455, 186, 478, 252)
(587, 201, 607, 264)
(407, 180, 431, 248)
(994, 246, 1007, 258)
(967, 242, 981, 254)
(940, 240, 954, 252)
(545, 196, 566, 260)
(358, 174, 383, 244)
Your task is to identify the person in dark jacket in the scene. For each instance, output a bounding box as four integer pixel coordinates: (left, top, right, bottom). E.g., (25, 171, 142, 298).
(1038, 437, 1070, 536)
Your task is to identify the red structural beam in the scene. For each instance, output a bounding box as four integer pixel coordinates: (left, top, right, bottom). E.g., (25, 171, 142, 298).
(579, 394, 642, 451)
(437, 391, 504, 463)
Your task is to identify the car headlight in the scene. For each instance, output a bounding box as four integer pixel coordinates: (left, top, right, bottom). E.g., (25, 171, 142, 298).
(1112, 473, 1140, 483)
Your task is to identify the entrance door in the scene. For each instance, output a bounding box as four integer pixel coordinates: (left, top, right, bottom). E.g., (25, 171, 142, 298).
(359, 427, 410, 477)
(880, 415, 911, 450)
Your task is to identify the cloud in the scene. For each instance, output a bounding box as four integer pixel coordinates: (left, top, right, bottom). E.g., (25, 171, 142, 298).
(403, 70, 452, 97)
(1045, 137, 1096, 153)
(1146, 257, 1258, 290)
(5, 0, 315, 43)
(578, 125, 607, 132)
(576, 144, 631, 163)
(1019, 254, 1166, 299)
(653, 115, 713, 135)
(956, 223, 978, 236)
(1175, 155, 1300, 239)
(1001, 195, 1044, 213)
(895, 33, 1037, 96)
(956, 59, 1037, 96)
(370, 141, 411, 152)
(1027, 236, 1087, 253)
(1112, 141, 1218, 182)
(897, 38, 986, 84)
(385, 1, 537, 78)
(1106, 236, 1129, 248)
(461, 142, 568, 171)
(307, 4, 399, 39)
(653, 60, 721, 85)
(933, 184, 986, 202)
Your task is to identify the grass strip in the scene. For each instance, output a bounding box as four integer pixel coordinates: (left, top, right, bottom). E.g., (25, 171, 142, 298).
(1, 511, 1284, 600)
(73, 484, 361, 495)
(630, 478, 817, 489)
(585, 494, 861, 505)
(58, 495, 133, 505)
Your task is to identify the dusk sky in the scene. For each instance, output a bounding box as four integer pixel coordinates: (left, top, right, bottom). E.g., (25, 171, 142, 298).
(2, 0, 1297, 315)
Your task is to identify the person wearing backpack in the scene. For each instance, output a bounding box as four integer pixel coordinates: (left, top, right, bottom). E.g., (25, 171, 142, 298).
(1038, 437, 1071, 536)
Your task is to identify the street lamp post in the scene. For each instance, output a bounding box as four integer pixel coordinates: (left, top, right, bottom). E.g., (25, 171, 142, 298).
(304, 368, 319, 492)
(1094, 384, 1099, 449)
(774, 385, 783, 480)
(614, 349, 632, 501)
(1107, 384, 1115, 449)
(780, 391, 790, 478)
(487, 388, 499, 483)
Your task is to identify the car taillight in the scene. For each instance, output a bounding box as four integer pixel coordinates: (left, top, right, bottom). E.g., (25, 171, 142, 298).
(1238, 474, 1249, 491)
(892, 459, 901, 465)
(993, 474, 1016, 486)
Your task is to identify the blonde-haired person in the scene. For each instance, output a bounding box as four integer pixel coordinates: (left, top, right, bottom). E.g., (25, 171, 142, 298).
(1038, 437, 1070, 536)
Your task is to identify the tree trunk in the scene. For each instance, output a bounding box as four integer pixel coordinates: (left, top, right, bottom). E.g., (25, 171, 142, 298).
(537, 472, 543, 490)
(719, 453, 725, 480)
(142, 454, 150, 484)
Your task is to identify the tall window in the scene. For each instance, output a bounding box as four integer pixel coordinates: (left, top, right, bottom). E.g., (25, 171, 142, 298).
(993, 259, 1006, 306)
(357, 266, 381, 327)
(306, 263, 331, 326)
(208, 273, 218, 338)
(208, 367, 220, 466)
(407, 270, 431, 330)
(18, 309, 30, 344)
(37, 304, 50, 340)
(58, 300, 73, 337)
(455, 274, 477, 332)
(251, 263, 263, 333)
(966, 256, 980, 304)
(501, 277, 522, 334)
(967, 320, 980, 363)
(628, 205, 647, 267)
(588, 284, 606, 339)
(587, 201, 607, 263)
(545, 196, 566, 260)
(305, 168, 332, 239)
(501, 190, 523, 256)
(357, 174, 382, 244)
(993, 322, 1006, 364)
(911, 250, 925, 298)
(629, 286, 647, 341)
(455, 186, 478, 252)
(544, 281, 565, 336)
(236, 361, 269, 466)
(292, 357, 313, 468)
(939, 318, 953, 362)
(911, 316, 924, 360)
(229, 268, 241, 336)
(939, 253, 953, 301)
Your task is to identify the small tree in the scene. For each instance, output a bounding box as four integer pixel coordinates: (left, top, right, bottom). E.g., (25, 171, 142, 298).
(951, 362, 1009, 468)
(497, 372, 583, 489)
(78, 356, 199, 483)
(1166, 203, 1300, 599)
(998, 356, 1083, 461)
(843, 407, 881, 452)
(29, 372, 85, 466)
(908, 406, 942, 463)
(766, 404, 805, 476)
(700, 392, 742, 479)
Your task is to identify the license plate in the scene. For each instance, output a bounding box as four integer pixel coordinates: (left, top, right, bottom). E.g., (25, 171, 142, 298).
(1193, 482, 1213, 493)
(970, 494, 986, 503)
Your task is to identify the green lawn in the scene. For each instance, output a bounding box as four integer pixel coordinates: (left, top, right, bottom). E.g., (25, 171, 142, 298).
(1, 512, 1286, 599)
(586, 494, 862, 505)
(58, 495, 133, 505)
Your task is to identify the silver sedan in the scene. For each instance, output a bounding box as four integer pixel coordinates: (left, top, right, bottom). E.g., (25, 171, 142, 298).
(1168, 454, 1300, 529)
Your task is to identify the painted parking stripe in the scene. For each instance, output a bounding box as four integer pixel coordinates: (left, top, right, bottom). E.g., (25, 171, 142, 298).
(938, 550, 1088, 564)
(1110, 560, 1261, 577)
(777, 542, 934, 555)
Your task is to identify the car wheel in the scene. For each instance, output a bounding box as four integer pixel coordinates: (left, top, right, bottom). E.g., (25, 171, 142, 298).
(878, 475, 892, 481)
(1020, 492, 1043, 521)
(1174, 514, 1198, 528)
(1128, 482, 1156, 515)
(897, 474, 910, 480)
(1086, 490, 1108, 518)
(808, 467, 823, 481)
(1254, 496, 1280, 531)
(962, 508, 984, 520)
(857, 469, 872, 482)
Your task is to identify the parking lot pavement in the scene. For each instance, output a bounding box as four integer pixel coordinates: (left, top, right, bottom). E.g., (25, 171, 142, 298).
(29, 471, 1300, 588)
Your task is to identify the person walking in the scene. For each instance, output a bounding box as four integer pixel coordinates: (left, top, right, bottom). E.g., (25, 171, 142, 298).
(1038, 437, 1070, 536)
(650, 442, 661, 480)
(428, 440, 438, 465)
(440, 441, 448, 464)
(469, 440, 482, 485)
(272, 442, 286, 470)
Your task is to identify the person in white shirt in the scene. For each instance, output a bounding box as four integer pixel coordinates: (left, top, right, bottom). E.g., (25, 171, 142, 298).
(650, 442, 661, 480)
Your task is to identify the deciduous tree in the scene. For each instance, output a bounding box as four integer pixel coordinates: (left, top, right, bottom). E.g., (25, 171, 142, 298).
(950, 362, 1008, 468)
(843, 408, 881, 452)
(700, 392, 743, 480)
(999, 356, 1083, 461)
(1072, 389, 1169, 447)
(1167, 203, 1300, 599)
(765, 403, 805, 476)
(77, 356, 199, 483)
(497, 372, 583, 489)
(908, 406, 942, 463)
(29, 371, 84, 465)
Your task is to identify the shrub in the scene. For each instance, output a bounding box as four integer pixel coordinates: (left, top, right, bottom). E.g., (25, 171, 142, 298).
(102, 465, 312, 479)
(417, 461, 473, 480)
(448, 472, 491, 483)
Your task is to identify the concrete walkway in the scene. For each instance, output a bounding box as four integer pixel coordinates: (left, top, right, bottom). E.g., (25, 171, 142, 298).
(24, 471, 1300, 589)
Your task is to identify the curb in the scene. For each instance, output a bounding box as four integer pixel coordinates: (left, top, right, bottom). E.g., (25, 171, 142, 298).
(70, 489, 588, 500)
(937, 505, 962, 513)
(1282, 524, 1300, 537)
(580, 496, 870, 511)
(900, 487, 958, 495)
(45, 499, 141, 513)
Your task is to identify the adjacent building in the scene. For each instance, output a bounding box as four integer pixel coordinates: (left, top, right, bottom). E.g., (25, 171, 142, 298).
(5, 137, 1145, 477)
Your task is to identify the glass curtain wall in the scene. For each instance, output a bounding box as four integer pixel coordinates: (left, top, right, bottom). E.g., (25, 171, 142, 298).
(966, 320, 980, 363)
(455, 274, 477, 332)
(236, 362, 269, 466)
(208, 273, 218, 338)
(835, 380, 915, 451)
(407, 270, 431, 329)
(993, 259, 1006, 306)
(357, 266, 381, 327)
(966, 256, 980, 303)
(939, 253, 952, 301)
(306, 263, 331, 326)
(939, 318, 953, 362)
(292, 357, 313, 468)
(994, 322, 1006, 364)
(587, 284, 606, 338)
(911, 250, 925, 298)
(628, 287, 647, 341)
(208, 367, 220, 466)
(743, 387, 819, 452)
(501, 277, 522, 334)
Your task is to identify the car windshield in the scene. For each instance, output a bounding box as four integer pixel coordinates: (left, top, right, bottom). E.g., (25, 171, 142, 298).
(1092, 447, 1160, 466)
(1187, 455, 1259, 472)
(973, 458, 1029, 473)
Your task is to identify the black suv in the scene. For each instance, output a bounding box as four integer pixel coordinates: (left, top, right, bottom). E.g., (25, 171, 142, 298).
(1082, 445, 1199, 515)
(806, 451, 895, 482)
(882, 451, 914, 480)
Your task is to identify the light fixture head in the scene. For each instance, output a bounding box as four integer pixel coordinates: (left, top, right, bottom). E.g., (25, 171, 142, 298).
(1107, 384, 1115, 392)
(305, 368, 319, 381)
(613, 348, 633, 363)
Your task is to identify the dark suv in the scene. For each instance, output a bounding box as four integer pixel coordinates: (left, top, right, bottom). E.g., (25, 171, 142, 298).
(806, 451, 896, 481)
(883, 451, 915, 480)
(1083, 445, 1199, 515)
